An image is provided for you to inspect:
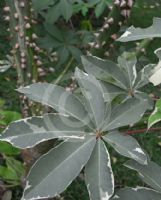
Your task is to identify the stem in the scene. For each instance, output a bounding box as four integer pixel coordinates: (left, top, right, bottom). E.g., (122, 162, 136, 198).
(54, 57, 74, 85)
(126, 127, 161, 135)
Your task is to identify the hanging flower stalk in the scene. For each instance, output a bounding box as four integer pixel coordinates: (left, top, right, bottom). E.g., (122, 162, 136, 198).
(4, 0, 42, 116)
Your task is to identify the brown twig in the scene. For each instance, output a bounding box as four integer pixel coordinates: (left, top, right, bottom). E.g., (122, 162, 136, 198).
(126, 127, 161, 135)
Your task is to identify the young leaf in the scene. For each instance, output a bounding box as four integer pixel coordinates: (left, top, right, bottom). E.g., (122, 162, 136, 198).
(103, 131, 147, 165)
(118, 17, 161, 42)
(125, 160, 161, 193)
(22, 137, 96, 200)
(17, 83, 92, 127)
(0, 114, 85, 148)
(111, 187, 161, 200)
(148, 99, 161, 128)
(75, 68, 106, 129)
(85, 139, 114, 200)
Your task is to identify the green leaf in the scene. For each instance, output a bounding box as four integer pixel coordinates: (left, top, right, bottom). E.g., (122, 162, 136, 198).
(0, 157, 24, 184)
(148, 99, 161, 128)
(44, 23, 63, 41)
(57, 46, 70, 65)
(32, 0, 54, 12)
(17, 83, 92, 127)
(38, 35, 61, 52)
(125, 160, 161, 193)
(75, 68, 106, 129)
(68, 45, 82, 62)
(0, 114, 85, 148)
(85, 139, 114, 200)
(0, 110, 21, 125)
(60, 0, 73, 21)
(95, 0, 106, 18)
(111, 187, 161, 200)
(102, 98, 149, 131)
(0, 141, 20, 155)
(0, 165, 19, 182)
(23, 137, 96, 200)
(118, 18, 161, 42)
(103, 131, 147, 165)
(6, 156, 25, 181)
(82, 56, 128, 89)
(45, 3, 61, 24)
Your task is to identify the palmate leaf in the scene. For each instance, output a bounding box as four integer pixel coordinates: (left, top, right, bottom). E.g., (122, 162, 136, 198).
(0, 114, 85, 149)
(148, 99, 161, 128)
(125, 160, 161, 193)
(17, 83, 92, 128)
(111, 187, 161, 200)
(82, 55, 154, 104)
(117, 17, 161, 42)
(103, 131, 147, 165)
(39, 24, 82, 64)
(33, 0, 74, 23)
(22, 137, 96, 200)
(85, 139, 114, 200)
(0, 67, 150, 200)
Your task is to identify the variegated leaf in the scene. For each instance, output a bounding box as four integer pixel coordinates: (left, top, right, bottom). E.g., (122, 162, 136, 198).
(102, 98, 149, 131)
(75, 68, 106, 129)
(85, 139, 114, 200)
(118, 53, 137, 89)
(134, 64, 156, 89)
(148, 99, 161, 128)
(23, 137, 96, 200)
(118, 18, 161, 42)
(103, 131, 147, 165)
(148, 48, 161, 86)
(125, 160, 161, 193)
(111, 187, 161, 200)
(17, 83, 92, 128)
(0, 114, 85, 148)
(82, 55, 127, 89)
